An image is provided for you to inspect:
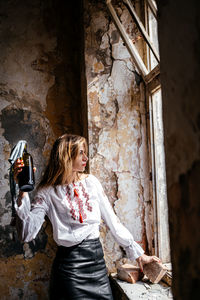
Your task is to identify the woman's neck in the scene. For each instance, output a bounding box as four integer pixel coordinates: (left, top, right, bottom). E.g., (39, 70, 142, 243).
(72, 172, 88, 184)
(72, 172, 80, 184)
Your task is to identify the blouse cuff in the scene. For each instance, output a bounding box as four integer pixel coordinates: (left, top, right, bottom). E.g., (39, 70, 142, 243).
(125, 241, 145, 261)
(14, 193, 31, 220)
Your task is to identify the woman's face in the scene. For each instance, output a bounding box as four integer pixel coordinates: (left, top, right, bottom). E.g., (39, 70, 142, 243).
(72, 142, 88, 172)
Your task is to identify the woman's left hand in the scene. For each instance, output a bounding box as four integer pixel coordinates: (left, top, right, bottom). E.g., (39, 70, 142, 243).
(136, 254, 161, 272)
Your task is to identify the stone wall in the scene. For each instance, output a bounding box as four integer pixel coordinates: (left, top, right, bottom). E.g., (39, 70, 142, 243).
(0, 0, 85, 298)
(157, 1, 200, 299)
(84, 0, 153, 272)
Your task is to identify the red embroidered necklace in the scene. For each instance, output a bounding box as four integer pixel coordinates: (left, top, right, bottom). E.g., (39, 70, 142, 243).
(66, 182, 92, 223)
(73, 183, 83, 223)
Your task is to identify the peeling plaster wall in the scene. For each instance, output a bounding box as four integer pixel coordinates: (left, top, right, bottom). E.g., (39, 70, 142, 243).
(0, 0, 85, 299)
(84, 0, 153, 272)
(157, 1, 200, 299)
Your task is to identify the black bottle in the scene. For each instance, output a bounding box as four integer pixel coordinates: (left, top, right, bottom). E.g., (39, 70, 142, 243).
(18, 146, 35, 192)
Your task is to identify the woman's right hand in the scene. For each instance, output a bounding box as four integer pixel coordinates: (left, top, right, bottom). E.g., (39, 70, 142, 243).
(13, 158, 24, 183)
(13, 158, 36, 206)
(13, 158, 26, 207)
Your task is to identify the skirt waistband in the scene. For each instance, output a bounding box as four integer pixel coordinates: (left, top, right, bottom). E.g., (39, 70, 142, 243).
(57, 238, 100, 251)
(55, 238, 103, 262)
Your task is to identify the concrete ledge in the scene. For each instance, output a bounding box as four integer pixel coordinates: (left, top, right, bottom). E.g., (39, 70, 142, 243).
(110, 276, 173, 300)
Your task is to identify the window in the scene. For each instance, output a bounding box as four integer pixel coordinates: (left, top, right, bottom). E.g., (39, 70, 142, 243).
(145, 0, 170, 262)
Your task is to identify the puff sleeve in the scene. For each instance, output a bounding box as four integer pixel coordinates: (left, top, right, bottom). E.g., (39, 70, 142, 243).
(14, 191, 49, 242)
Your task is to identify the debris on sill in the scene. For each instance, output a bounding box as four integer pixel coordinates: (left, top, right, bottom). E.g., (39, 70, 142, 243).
(111, 263, 173, 299)
(117, 261, 168, 284)
(143, 261, 167, 283)
(117, 264, 143, 284)
(162, 263, 172, 286)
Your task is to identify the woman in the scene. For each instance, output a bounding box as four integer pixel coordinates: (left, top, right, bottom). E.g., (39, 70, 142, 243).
(14, 134, 160, 300)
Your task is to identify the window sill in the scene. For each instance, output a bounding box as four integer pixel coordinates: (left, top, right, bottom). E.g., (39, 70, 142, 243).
(110, 275, 173, 300)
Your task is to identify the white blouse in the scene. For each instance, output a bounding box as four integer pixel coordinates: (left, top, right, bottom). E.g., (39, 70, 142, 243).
(15, 174, 144, 260)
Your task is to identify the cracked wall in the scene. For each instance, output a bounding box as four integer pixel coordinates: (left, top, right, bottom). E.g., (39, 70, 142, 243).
(0, 0, 85, 299)
(84, 0, 153, 272)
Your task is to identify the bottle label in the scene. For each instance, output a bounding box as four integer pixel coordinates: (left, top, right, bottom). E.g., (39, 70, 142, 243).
(23, 153, 30, 166)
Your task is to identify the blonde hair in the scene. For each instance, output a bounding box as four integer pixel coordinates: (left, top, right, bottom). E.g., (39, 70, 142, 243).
(38, 134, 88, 188)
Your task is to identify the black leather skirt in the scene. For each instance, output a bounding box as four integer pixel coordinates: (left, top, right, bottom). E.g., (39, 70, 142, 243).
(49, 238, 113, 300)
